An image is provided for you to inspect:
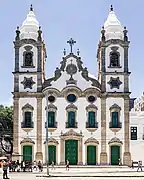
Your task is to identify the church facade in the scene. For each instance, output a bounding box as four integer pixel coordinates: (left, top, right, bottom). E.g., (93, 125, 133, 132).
(12, 5, 131, 166)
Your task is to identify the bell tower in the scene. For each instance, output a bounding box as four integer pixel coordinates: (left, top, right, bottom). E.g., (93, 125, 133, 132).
(97, 5, 131, 166)
(13, 5, 46, 160)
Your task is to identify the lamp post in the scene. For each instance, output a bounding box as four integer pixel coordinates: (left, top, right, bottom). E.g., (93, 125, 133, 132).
(45, 94, 49, 176)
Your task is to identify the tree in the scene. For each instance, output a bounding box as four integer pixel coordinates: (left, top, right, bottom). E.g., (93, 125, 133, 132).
(0, 105, 13, 138)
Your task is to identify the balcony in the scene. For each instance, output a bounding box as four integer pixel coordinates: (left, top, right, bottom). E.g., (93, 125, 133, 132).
(109, 121, 122, 132)
(45, 121, 57, 132)
(86, 122, 98, 132)
(21, 121, 34, 132)
(65, 121, 78, 128)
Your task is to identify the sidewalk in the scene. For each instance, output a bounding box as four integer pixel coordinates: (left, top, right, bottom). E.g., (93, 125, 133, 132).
(35, 167, 144, 177)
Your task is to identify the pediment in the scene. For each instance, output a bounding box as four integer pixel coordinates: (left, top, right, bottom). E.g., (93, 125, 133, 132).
(44, 138, 59, 144)
(108, 137, 123, 145)
(84, 137, 99, 144)
(22, 103, 34, 110)
(43, 53, 101, 91)
(61, 129, 82, 137)
(20, 138, 35, 144)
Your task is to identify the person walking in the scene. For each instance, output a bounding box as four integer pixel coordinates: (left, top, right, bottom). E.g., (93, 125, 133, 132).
(3, 161, 9, 179)
(137, 161, 143, 172)
(66, 160, 69, 171)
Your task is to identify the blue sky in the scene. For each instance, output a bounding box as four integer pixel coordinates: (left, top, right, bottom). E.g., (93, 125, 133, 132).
(0, 0, 143, 105)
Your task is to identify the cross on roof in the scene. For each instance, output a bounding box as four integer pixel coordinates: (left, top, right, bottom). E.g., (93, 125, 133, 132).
(67, 38, 76, 53)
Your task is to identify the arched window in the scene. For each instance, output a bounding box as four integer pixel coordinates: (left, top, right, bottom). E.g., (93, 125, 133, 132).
(110, 52, 119, 67)
(67, 111, 76, 128)
(48, 111, 55, 128)
(21, 104, 34, 128)
(109, 104, 121, 129)
(24, 52, 33, 67)
(65, 104, 77, 128)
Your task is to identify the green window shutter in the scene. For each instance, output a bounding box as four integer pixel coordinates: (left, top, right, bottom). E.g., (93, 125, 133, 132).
(88, 112, 95, 127)
(23, 145, 32, 161)
(112, 112, 118, 127)
(68, 111, 75, 127)
(48, 112, 55, 127)
(25, 112, 32, 128)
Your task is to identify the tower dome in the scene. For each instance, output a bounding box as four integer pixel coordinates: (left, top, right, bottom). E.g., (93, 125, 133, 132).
(19, 5, 39, 41)
(104, 5, 124, 40)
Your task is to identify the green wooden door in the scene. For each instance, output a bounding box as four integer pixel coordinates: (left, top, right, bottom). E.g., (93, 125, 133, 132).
(87, 145, 96, 165)
(65, 140, 78, 165)
(48, 145, 56, 165)
(23, 145, 32, 161)
(111, 146, 120, 165)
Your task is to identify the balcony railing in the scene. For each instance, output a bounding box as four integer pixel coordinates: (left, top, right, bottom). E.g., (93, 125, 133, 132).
(109, 121, 122, 128)
(86, 122, 98, 128)
(45, 121, 57, 128)
(65, 121, 78, 128)
(21, 121, 34, 128)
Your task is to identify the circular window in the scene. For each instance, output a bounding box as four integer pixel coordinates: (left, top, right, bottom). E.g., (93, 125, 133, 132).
(88, 96, 96, 103)
(67, 94, 77, 103)
(48, 95, 55, 103)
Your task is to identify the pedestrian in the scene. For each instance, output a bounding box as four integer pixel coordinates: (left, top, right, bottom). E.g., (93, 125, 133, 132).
(118, 158, 122, 166)
(3, 161, 9, 179)
(51, 161, 55, 170)
(137, 161, 143, 172)
(66, 160, 69, 171)
(38, 161, 42, 172)
(33, 161, 37, 171)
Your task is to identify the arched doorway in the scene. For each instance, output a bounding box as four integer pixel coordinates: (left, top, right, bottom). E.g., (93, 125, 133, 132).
(87, 145, 96, 165)
(23, 145, 32, 161)
(65, 139, 78, 165)
(111, 145, 120, 165)
(48, 145, 56, 165)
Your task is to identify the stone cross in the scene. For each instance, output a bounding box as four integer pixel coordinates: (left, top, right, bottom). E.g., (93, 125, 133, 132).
(67, 38, 76, 53)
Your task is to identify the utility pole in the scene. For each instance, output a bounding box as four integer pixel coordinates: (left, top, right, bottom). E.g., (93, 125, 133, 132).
(45, 94, 49, 176)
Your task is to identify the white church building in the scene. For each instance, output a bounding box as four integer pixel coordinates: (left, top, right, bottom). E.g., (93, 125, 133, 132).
(12, 5, 132, 166)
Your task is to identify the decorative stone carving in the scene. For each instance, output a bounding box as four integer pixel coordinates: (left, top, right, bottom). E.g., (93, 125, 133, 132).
(44, 137, 59, 144)
(46, 104, 57, 112)
(109, 104, 121, 111)
(108, 137, 123, 145)
(86, 104, 98, 111)
(66, 63, 77, 75)
(84, 137, 99, 144)
(22, 103, 34, 111)
(107, 77, 122, 89)
(20, 138, 35, 144)
(54, 67, 62, 80)
(61, 129, 82, 137)
(21, 77, 35, 89)
(24, 45, 33, 51)
(65, 104, 78, 111)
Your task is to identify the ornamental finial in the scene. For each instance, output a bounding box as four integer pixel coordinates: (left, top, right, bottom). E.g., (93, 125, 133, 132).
(110, 5, 113, 11)
(30, 4, 33, 11)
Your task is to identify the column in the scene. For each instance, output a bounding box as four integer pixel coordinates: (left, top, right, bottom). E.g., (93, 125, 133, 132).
(13, 98, 19, 155)
(100, 97, 107, 164)
(123, 97, 131, 166)
(78, 139, 83, 165)
(36, 97, 43, 161)
(60, 138, 65, 165)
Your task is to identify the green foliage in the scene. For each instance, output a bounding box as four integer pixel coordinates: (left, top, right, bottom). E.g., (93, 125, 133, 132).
(0, 105, 13, 138)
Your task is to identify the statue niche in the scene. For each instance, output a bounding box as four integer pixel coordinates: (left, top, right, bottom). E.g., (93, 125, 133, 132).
(109, 52, 119, 67)
(24, 52, 33, 67)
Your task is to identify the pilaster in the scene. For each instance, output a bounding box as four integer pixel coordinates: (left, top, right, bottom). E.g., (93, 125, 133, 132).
(60, 138, 65, 165)
(78, 139, 83, 165)
(123, 97, 131, 166)
(100, 96, 107, 164)
(13, 98, 19, 155)
(36, 97, 43, 161)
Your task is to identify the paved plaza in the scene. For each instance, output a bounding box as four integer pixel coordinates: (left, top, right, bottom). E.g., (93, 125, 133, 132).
(2, 167, 144, 180)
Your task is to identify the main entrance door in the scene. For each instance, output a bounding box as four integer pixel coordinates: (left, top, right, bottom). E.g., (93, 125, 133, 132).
(111, 145, 120, 165)
(23, 145, 32, 161)
(48, 145, 56, 165)
(87, 145, 96, 165)
(65, 139, 78, 165)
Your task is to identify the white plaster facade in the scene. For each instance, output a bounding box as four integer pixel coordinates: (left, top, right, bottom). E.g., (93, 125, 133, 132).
(12, 5, 132, 166)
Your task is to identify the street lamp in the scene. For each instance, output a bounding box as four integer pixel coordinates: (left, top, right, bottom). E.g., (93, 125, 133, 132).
(45, 93, 49, 176)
